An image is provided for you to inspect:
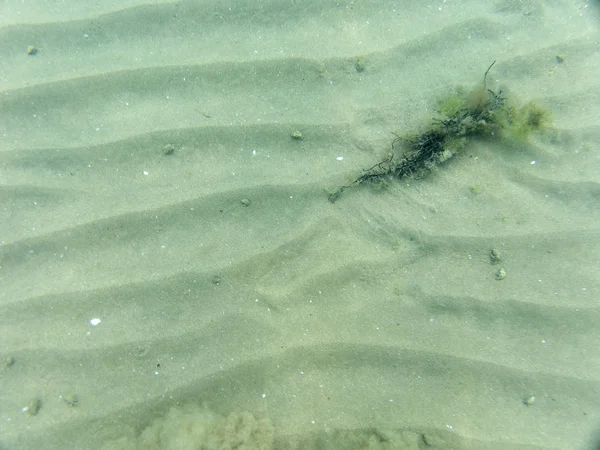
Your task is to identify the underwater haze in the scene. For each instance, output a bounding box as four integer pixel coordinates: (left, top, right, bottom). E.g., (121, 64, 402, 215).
(1, 1, 599, 449)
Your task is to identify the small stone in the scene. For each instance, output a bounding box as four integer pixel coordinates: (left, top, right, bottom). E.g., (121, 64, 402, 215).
(290, 130, 303, 140)
(240, 198, 251, 207)
(421, 433, 440, 446)
(27, 45, 38, 56)
(489, 249, 502, 264)
(162, 143, 175, 155)
(438, 148, 453, 163)
(523, 395, 536, 406)
(3, 355, 15, 370)
(355, 57, 366, 72)
(27, 397, 42, 416)
(495, 267, 507, 280)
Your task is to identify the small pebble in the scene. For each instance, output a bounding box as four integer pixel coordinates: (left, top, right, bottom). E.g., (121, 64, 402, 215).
(495, 267, 506, 280)
(523, 395, 536, 406)
(355, 57, 366, 72)
(27, 45, 38, 56)
(26, 397, 42, 416)
(290, 130, 303, 140)
(162, 143, 175, 155)
(489, 249, 502, 264)
(3, 355, 15, 370)
(240, 198, 251, 207)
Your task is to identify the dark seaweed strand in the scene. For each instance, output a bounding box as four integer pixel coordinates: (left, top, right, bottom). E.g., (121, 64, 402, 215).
(328, 62, 504, 203)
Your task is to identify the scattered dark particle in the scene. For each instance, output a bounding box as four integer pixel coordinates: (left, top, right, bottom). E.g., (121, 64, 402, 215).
(62, 393, 79, 407)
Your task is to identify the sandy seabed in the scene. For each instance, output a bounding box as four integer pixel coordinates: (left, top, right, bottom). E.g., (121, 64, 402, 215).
(1, 1, 599, 449)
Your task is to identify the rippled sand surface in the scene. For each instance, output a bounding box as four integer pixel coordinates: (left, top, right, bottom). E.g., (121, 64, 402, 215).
(1, 1, 599, 449)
